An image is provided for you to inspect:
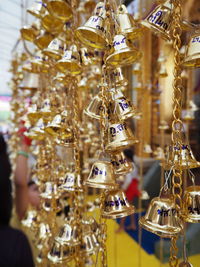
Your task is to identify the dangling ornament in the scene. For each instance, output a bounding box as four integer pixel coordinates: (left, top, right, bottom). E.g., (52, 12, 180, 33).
(110, 151, 133, 175)
(46, 0, 73, 21)
(183, 30, 200, 68)
(43, 37, 65, 60)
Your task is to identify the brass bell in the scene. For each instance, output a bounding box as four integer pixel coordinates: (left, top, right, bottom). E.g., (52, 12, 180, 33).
(109, 88, 137, 120)
(143, 144, 153, 154)
(47, 241, 74, 264)
(133, 81, 143, 90)
(164, 144, 200, 170)
(27, 104, 41, 123)
(43, 38, 65, 60)
(78, 77, 88, 90)
(182, 186, 200, 223)
(102, 189, 135, 219)
(116, 5, 142, 40)
(46, 0, 73, 21)
(139, 194, 183, 238)
(141, 0, 172, 40)
(21, 209, 39, 228)
(20, 20, 40, 42)
(34, 30, 54, 50)
(55, 222, 80, 246)
(45, 111, 71, 136)
(110, 68, 128, 87)
(24, 127, 44, 141)
(158, 120, 169, 130)
(55, 135, 75, 147)
(59, 172, 83, 192)
(132, 62, 141, 75)
(75, 2, 108, 50)
(106, 34, 141, 67)
(40, 182, 59, 199)
(42, 198, 62, 212)
(19, 72, 39, 90)
(84, 93, 103, 120)
(80, 47, 93, 66)
(41, 11, 64, 35)
(39, 98, 54, 119)
(30, 51, 49, 73)
(159, 64, 168, 78)
(85, 159, 118, 190)
(183, 109, 194, 121)
(106, 122, 138, 151)
(31, 118, 46, 137)
(110, 151, 133, 175)
(36, 223, 52, 250)
(55, 45, 82, 75)
(183, 30, 200, 68)
(27, 0, 46, 18)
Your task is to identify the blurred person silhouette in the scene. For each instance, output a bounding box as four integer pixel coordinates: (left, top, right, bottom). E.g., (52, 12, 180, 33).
(116, 149, 140, 233)
(0, 133, 34, 267)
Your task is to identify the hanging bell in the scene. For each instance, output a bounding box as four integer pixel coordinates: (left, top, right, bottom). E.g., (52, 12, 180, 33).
(102, 189, 135, 219)
(55, 135, 75, 147)
(27, 0, 46, 18)
(36, 223, 52, 250)
(41, 11, 64, 35)
(182, 186, 200, 223)
(55, 222, 80, 246)
(158, 120, 169, 130)
(110, 151, 133, 175)
(141, 0, 172, 40)
(45, 111, 72, 138)
(80, 47, 93, 66)
(164, 144, 200, 170)
(106, 122, 138, 151)
(20, 20, 40, 42)
(139, 194, 183, 238)
(27, 104, 41, 123)
(75, 2, 108, 50)
(34, 30, 54, 50)
(78, 77, 88, 90)
(106, 34, 141, 67)
(183, 109, 195, 121)
(42, 198, 62, 212)
(132, 62, 141, 75)
(159, 64, 168, 78)
(55, 45, 82, 75)
(47, 241, 74, 264)
(84, 93, 103, 120)
(110, 68, 128, 87)
(40, 182, 59, 199)
(21, 209, 39, 228)
(183, 30, 200, 68)
(59, 172, 83, 192)
(143, 144, 153, 154)
(133, 81, 143, 90)
(85, 159, 118, 190)
(39, 98, 55, 120)
(30, 51, 49, 73)
(43, 38, 65, 60)
(31, 118, 46, 137)
(109, 88, 137, 120)
(46, 0, 73, 21)
(116, 5, 142, 40)
(19, 72, 39, 90)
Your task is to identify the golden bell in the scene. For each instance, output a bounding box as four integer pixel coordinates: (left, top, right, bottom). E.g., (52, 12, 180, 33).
(159, 64, 168, 78)
(43, 38, 65, 60)
(109, 88, 137, 120)
(85, 159, 118, 190)
(27, 104, 41, 123)
(110, 151, 133, 175)
(139, 195, 183, 238)
(164, 144, 200, 170)
(21, 209, 39, 228)
(24, 127, 44, 141)
(48, 241, 74, 264)
(110, 68, 128, 87)
(80, 47, 94, 66)
(45, 111, 72, 137)
(141, 0, 172, 40)
(102, 189, 135, 219)
(55, 135, 75, 147)
(31, 118, 46, 137)
(42, 198, 62, 212)
(132, 62, 141, 75)
(183, 31, 200, 68)
(55, 222, 80, 246)
(41, 11, 64, 35)
(36, 223, 52, 250)
(116, 5, 142, 40)
(39, 98, 54, 119)
(30, 51, 49, 73)
(106, 34, 141, 67)
(27, 0, 46, 18)
(59, 172, 83, 192)
(19, 72, 39, 90)
(46, 0, 72, 21)
(183, 109, 194, 121)
(75, 2, 108, 50)
(144, 144, 153, 154)
(40, 182, 59, 199)
(134, 81, 143, 90)
(78, 77, 88, 90)
(84, 93, 103, 120)
(34, 30, 54, 50)
(182, 186, 200, 223)
(106, 122, 138, 151)
(20, 20, 40, 42)
(55, 45, 82, 75)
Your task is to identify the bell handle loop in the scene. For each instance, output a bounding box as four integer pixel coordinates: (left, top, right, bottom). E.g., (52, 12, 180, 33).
(117, 4, 126, 14)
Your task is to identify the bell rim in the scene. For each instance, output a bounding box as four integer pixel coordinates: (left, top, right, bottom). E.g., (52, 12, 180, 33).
(58, 186, 83, 192)
(183, 55, 200, 68)
(46, 1, 73, 21)
(55, 236, 80, 246)
(55, 61, 82, 75)
(140, 20, 170, 41)
(43, 49, 62, 60)
(114, 165, 133, 175)
(84, 181, 118, 190)
(105, 138, 138, 151)
(75, 27, 108, 50)
(139, 216, 183, 238)
(102, 206, 135, 219)
(182, 215, 200, 223)
(84, 109, 100, 120)
(47, 252, 73, 264)
(163, 162, 200, 170)
(117, 110, 137, 120)
(106, 48, 142, 67)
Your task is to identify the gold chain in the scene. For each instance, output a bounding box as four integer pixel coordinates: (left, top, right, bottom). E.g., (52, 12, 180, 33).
(169, 0, 183, 266)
